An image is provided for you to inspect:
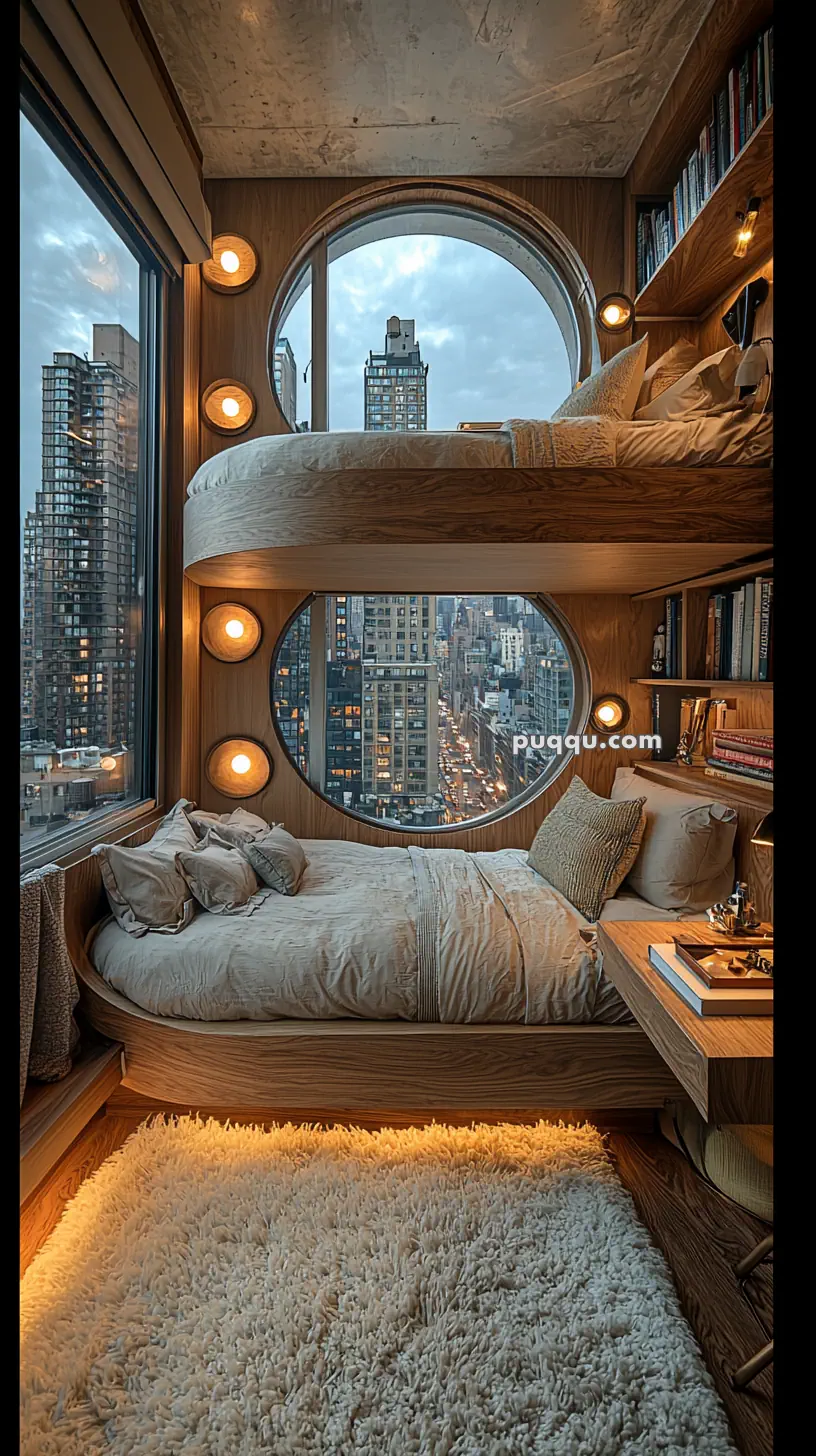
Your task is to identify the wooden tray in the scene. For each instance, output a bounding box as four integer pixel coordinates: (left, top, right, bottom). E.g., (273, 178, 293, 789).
(672, 937, 774, 990)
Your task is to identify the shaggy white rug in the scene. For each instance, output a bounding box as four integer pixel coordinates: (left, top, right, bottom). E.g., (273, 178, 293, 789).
(21, 1118, 736, 1455)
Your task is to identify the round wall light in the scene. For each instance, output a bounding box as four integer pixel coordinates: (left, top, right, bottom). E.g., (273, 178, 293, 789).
(205, 737, 272, 798)
(589, 694, 631, 733)
(202, 233, 259, 293)
(595, 292, 635, 335)
(201, 602, 263, 663)
(201, 379, 256, 435)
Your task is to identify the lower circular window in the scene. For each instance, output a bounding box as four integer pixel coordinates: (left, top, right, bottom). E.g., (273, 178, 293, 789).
(270, 592, 589, 831)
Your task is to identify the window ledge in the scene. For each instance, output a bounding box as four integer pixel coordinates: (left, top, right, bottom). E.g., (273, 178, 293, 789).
(20, 799, 162, 876)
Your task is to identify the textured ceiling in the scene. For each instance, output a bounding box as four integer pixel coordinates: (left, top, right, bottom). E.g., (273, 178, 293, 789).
(140, 0, 714, 179)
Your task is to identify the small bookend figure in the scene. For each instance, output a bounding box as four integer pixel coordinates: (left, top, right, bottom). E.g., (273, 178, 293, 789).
(651, 623, 666, 676)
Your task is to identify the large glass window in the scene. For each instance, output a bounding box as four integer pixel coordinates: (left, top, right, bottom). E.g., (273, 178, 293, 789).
(272, 203, 583, 433)
(272, 594, 585, 830)
(20, 108, 160, 862)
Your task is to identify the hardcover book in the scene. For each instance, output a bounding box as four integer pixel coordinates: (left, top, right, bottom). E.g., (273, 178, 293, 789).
(648, 943, 773, 1016)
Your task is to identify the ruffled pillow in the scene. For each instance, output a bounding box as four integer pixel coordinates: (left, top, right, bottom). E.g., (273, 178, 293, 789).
(552, 335, 648, 422)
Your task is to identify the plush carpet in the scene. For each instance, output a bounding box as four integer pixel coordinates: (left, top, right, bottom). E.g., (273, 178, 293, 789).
(21, 1118, 736, 1454)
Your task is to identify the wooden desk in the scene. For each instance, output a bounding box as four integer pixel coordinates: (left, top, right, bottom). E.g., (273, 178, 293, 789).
(597, 921, 773, 1124)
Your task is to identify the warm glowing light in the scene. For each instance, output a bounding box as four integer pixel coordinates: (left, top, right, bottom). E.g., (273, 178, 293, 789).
(596, 702, 618, 725)
(99, 756, 117, 771)
(220, 249, 240, 273)
(221, 396, 240, 417)
(231, 753, 252, 774)
(602, 303, 623, 326)
(224, 618, 245, 639)
(595, 293, 634, 334)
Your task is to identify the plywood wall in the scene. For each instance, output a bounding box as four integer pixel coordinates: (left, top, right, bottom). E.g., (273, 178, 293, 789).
(199, 587, 656, 850)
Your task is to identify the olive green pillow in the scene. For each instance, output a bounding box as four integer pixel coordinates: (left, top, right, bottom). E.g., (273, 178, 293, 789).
(528, 776, 647, 921)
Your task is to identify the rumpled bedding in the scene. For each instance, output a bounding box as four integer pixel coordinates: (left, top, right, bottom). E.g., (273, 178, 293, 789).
(185, 410, 771, 497)
(90, 841, 631, 1025)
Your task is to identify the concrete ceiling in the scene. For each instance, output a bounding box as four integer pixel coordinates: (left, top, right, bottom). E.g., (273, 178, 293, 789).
(140, 0, 714, 179)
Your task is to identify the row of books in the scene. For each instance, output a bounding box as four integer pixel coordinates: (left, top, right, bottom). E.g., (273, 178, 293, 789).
(704, 577, 773, 682)
(636, 23, 773, 293)
(705, 727, 773, 793)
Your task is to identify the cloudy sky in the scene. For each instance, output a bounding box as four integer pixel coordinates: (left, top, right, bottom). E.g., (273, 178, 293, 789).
(281, 234, 572, 431)
(19, 113, 141, 534)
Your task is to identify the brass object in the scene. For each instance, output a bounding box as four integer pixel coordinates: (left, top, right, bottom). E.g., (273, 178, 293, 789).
(707, 881, 763, 938)
(676, 696, 727, 766)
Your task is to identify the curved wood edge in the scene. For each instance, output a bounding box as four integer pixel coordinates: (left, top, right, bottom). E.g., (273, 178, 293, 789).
(184, 467, 773, 571)
(75, 954, 684, 1109)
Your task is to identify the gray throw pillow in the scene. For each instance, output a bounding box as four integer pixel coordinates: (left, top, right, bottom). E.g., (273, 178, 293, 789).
(527, 775, 646, 922)
(175, 831, 268, 916)
(93, 800, 199, 937)
(243, 826, 308, 895)
(610, 766, 736, 910)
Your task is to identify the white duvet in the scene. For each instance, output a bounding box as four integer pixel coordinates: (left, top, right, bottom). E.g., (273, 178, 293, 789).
(186, 411, 772, 497)
(90, 841, 631, 1025)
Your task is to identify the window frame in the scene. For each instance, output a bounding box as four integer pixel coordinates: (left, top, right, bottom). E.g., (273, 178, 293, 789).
(269, 592, 591, 835)
(19, 89, 168, 873)
(267, 182, 601, 433)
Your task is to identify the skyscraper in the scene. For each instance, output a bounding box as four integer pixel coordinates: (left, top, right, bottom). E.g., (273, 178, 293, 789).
(22, 325, 139, 752)
(273, 336, 298, 425)
(361, 594, 439, 822)
(364, 317, 428, 431)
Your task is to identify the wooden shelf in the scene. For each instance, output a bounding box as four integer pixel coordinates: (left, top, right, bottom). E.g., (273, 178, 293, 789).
(632, 556, 773, 601)
(636, 111, 773, 319)
(633, 761, 772, 811)
(631, 678, 773, 689)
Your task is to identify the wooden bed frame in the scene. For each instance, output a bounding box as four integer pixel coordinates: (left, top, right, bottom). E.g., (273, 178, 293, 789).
(66, 828, 683, 1111)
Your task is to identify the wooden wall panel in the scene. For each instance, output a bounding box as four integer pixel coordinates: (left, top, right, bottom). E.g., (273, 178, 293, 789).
(198, 174, 624, 464)
(199, 588, 655, 850)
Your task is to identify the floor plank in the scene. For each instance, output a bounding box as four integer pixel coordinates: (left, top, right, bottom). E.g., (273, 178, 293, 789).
(609, 1132, 772, 1456)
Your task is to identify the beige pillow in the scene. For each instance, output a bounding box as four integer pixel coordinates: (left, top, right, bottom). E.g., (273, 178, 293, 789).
(634, 346, 742, 421)
(610, 767, 736, 911)
(527, 776, 646, 922)
(636, 337, 701, 410)
(93, 801, 199, 937)
(187, 807, 270, 843)
(243, 826, 308, 895)
(552, 335, 648, 422)
(175, 831, 267, 915)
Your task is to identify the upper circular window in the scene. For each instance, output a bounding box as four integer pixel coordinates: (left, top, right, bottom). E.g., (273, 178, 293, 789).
(269, 188, 598, 433)
(271, 593, 589, 832)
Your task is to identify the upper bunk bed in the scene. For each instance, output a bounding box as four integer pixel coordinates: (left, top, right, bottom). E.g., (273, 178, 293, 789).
(183, 417, 773, 595)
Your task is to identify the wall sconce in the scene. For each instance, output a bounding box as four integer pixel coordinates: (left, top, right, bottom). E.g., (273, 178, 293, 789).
(734, 198, 762, 259)
(201, 379, 256, 435)
(202, 233, 259, 293)
(201, 603, 262, 663)
(589, 694, 631, 733)
(205, 737, 272, 798)
(595, 293, 635, 335)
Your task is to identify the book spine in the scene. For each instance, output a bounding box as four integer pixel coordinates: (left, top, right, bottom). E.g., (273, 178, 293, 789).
(713, 731, 774, 750)
(739, 54, 748, 150)
(730, 588, 744, 680)
(758, 579, 773, 681)
(751, 580, 763, 680)
(717, 88, 728, 179)
(706, 757, 774, 782)
(740, 581, 755, 680)
(705, 597, 716, 678)
(756, 38, 764, 124)
(768, 25, 773, 107)
(731, 66, 740, 160)
(711, 746, 774, 770)
(720, 592, 733, 680)
(674, 595, 683, 678)
(712, 595, 723, 679)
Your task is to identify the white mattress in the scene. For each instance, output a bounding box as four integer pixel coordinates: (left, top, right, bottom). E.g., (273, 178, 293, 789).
(187, 413, 772, 497)
(91, 842, 638, 1026)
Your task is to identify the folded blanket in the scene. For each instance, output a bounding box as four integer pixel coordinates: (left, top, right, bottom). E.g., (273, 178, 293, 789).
(505, 415, 619, 467)
(20, 864, 80, 1103)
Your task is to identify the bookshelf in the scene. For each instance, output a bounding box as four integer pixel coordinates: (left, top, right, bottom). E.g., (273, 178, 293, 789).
(631, 558, 773, 688)
(635, 111, 773, 319)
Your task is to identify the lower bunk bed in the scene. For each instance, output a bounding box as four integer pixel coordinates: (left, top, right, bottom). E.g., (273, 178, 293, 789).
(73, 834, 689, 1111)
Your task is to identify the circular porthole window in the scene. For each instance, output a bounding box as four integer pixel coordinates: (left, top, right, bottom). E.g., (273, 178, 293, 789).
(271, 592, 589, 831)
(268, 185, 598, 432)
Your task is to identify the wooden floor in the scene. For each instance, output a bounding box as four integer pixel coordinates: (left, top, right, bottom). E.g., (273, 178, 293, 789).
(21, 1109, 772, 1455)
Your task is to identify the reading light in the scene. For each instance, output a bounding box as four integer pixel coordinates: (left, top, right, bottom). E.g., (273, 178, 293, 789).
(595, 292, 634, 335)
(201, 379, 256, 435)
(734, 197, 761, 259)
(589, 694, 631, 733)
(201, 603, 262, 662)
(751, 811, 774, 848)
(202, 233, 259, 293)
(205, 737, 272, 798)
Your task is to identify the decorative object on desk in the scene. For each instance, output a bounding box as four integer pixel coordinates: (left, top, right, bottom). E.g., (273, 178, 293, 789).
(733, 196, 762, 259)
(751, 810, 774, 848)
(722, 276, 769, 348)
(677, 697, 727, 766)
(647, 942, 773, 1017)
(588, 694, 630, 733)
(672, 938, 773, 989)
(651, 623, 666, 676)
(201, 603, 262, 663)
(707, 880, 763, 938)
(595, 292, 634, 335)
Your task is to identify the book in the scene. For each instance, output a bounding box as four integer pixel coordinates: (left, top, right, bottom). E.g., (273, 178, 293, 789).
(706, 757, 773, 783)
(740, 581, 755, 680)
(758, 579, 773, 681)
(750, 584, 763, 680)
(648, 943, 773, 1017)
(711, 745, 774, 771)
(730, 588, 745, 679)
(704, 597, 716, 678)
(705, 766, 773, 793)
(712, 728, 773, 754)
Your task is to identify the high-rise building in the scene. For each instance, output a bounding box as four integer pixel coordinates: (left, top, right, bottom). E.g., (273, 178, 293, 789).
(22, 325, 139, 752)
(361, 594, 439, 821)
(364, 317, 428, 432)
(535, 643, 572, 736)
(273, 336, 298, 425)
(499, 626, 524, 673)
(272, 603, 310, 777)
(325, 596, 362, 807)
